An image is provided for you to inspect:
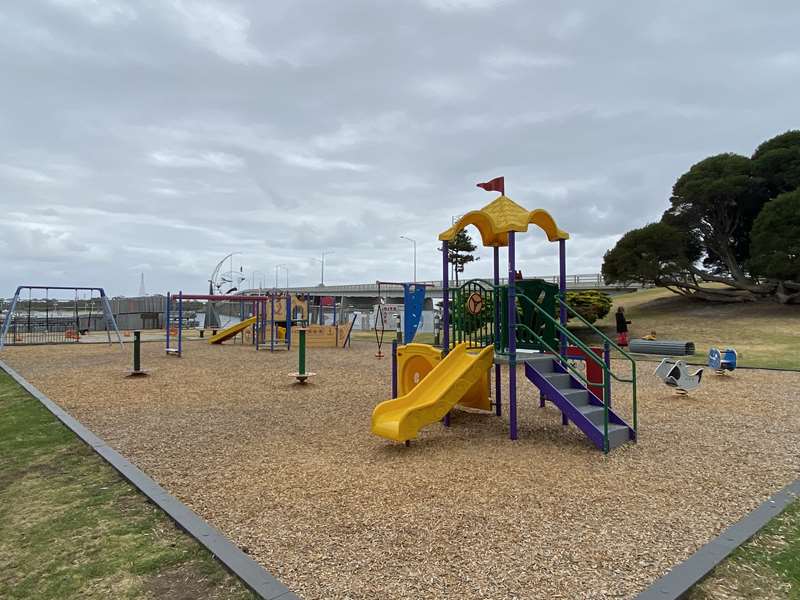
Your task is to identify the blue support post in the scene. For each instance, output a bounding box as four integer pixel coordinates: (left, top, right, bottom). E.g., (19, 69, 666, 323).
(508, 232, 517, 440)
(493, 246, 501, 417)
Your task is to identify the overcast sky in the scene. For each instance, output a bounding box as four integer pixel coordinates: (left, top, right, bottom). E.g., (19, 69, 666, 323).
(2, 1, 799, 297)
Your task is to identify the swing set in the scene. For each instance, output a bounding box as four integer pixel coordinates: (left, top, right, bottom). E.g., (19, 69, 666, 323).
(0, 286, 123, 350)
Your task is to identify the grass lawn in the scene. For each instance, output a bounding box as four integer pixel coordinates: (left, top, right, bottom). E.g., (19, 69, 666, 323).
(583, 287, 800, 370)
(687, 497, 800, 599)
(0, 370, 256, 600)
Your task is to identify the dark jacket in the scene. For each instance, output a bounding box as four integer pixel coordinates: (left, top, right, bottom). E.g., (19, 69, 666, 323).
(615, 312, 630, 333)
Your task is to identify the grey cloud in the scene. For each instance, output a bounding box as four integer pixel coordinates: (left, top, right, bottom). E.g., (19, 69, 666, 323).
(2, 0, 799, 295)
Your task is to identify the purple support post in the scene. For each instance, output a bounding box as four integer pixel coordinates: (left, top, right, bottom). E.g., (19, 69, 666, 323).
(559, 238, 567, 358)
(493, 245, 502, 417)
(165, 292, 171, 353)
(285, 295, 291, 350)
(442, 240, 450, 353)
(442, 240, 451, 427)
(270, 295, 275, 352)
(604, 340, 612, 408)
(262, 300, 267, 346)
(507, 232, 517, 440)
(177, 290, 183, 357)
(391, 339, 398, 399)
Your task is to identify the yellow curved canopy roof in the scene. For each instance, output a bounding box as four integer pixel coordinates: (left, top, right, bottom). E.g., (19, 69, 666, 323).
(438, 195, 569, 247)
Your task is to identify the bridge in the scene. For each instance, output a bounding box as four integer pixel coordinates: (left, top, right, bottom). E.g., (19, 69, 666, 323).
(242, 274, 643, 299)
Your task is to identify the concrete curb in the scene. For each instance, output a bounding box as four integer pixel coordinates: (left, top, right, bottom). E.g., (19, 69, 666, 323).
(0, 360, 298, 600)
(635, 478, 800, 599)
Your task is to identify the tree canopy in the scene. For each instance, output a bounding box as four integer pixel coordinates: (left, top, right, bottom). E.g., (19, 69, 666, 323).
(748, 190, 800, 302)
(603, 130, 800, 303)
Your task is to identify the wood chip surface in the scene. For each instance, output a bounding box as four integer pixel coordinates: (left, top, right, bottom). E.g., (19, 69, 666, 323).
(3, 340, 799, 599)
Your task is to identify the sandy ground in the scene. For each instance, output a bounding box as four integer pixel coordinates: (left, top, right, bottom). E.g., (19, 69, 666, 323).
(2, 339, 799, 600)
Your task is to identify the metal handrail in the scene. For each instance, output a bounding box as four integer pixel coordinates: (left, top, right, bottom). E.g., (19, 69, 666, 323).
(515, 323, 598, 390)
(554, 297, 637, 432)
(515, 292, 638, 447)
(513, 321, 610, 452)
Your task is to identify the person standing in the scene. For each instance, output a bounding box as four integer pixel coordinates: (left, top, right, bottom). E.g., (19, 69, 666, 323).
(615, 306, 631, 346)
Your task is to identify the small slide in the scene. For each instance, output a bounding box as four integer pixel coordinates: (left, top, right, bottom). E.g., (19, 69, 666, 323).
(371, 343, 494, 443)
(207, 316, 257, 345)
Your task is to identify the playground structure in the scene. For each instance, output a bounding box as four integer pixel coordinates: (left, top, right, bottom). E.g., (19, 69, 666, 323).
(164, 291, 357, 356)
(0, 285, 123, 350)
(371, 192, 638, 452)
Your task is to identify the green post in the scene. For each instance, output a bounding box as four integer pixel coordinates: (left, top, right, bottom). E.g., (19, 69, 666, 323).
(128, 330, 146, 377)
(298, 329, 306, 377)
(133, 331, 141, 372)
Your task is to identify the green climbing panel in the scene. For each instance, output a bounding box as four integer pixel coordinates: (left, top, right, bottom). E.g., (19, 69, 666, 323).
(450, 279, 497, 348)
(498, 279, 559, 353)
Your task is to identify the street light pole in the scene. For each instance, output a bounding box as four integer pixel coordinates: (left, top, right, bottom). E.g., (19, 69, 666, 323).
(400, 235, 417, 283)
(275, 264, 284, 289)
(312, 251, 334, 286)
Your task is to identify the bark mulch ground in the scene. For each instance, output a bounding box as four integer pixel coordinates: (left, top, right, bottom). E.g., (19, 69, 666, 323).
(3, 340, 799, 600)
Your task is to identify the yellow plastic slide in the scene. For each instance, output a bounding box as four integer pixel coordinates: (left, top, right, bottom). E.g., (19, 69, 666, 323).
(207, 316, 257, 344)
(371, 343, 494, 442)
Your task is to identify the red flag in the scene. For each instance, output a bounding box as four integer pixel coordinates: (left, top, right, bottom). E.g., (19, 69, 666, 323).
(476, 176, 504, 195)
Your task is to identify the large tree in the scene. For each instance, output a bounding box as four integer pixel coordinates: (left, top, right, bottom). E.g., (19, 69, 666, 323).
(665, 153, 770, 282)
(752, 130, 800, 197)
(603, 130, 800, 303)
(748, 190, 800, 303)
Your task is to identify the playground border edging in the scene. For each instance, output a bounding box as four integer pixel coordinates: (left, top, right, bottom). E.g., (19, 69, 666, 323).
(0, 359, 298, 600)
(635, 478, 800, 599)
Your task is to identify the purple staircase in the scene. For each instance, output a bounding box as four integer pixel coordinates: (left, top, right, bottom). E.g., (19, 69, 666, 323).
(525, 354, 635, 452)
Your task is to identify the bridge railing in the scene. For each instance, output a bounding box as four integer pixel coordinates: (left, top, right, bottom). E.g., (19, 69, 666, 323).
(248, 274, 639, 295)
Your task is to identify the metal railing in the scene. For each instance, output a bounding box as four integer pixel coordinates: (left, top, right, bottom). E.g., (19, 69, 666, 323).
(515, 292, 638, 452)
(245, 274, 644, 295)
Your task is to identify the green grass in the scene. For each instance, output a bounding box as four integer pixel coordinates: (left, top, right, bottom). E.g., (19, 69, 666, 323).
(584, 287, 800, 370)
(0, 371, 257, 600)
(687, 497, 800, 599)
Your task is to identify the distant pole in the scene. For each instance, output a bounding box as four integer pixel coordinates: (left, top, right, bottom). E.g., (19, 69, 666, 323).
(321, 251, 334, 286)
(275, 264, 288, 290)
(400, 236, 417, 282)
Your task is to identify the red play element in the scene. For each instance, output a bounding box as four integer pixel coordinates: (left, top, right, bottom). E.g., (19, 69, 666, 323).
(566, 346, 604, 400)
(476, 176, 504, 195)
